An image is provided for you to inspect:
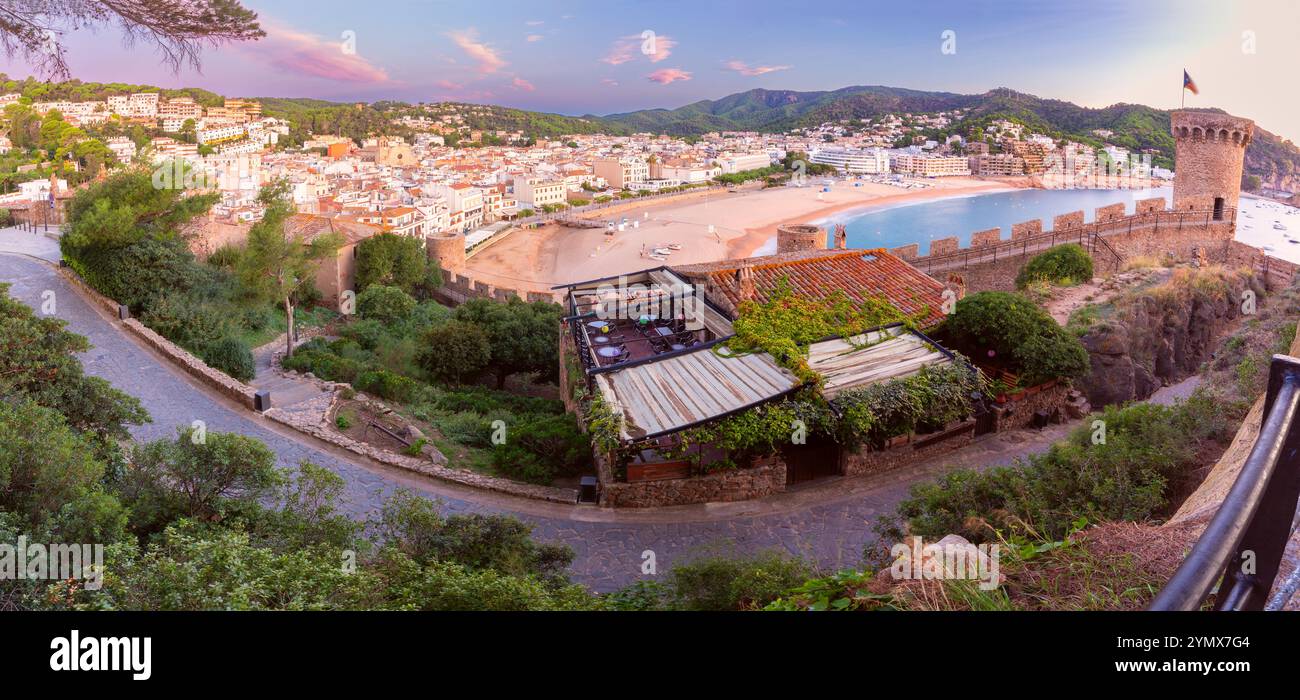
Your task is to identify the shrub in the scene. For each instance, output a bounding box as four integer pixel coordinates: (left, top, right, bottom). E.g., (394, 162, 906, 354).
(489, 414, 589, 485)
(356, 369, 418, 403)
(335, 413, 352, 430)
(356, 285, 416, 323)
(888, 390, 1231, 544)
(668, 551, 815, 611)
(201, 337, 256, 382)
(942, 291, 1088, 385)
(141, 293, 233, 352)
(418, 320, 490, 384)
(1016, 244, 1094, 288)
(339, 318, 386, 350)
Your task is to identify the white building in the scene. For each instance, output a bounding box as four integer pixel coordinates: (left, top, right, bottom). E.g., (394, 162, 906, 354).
(889, 153, 971, 177)
(714, 152, 772, 174)
(513, 177, 567, 208)
(809, 147, 891, 175)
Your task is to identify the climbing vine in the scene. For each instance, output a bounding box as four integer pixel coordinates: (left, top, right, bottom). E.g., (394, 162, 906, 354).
(658, 391, 835, 472)
(833, 360, 987, 449)
(722, 277, 930, 384)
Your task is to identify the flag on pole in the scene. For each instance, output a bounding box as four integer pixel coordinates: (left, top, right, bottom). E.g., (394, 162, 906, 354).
(1183, 69, 1199, 95)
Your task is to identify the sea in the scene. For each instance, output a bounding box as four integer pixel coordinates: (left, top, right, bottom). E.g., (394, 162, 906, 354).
(764, 185, 1300, 264)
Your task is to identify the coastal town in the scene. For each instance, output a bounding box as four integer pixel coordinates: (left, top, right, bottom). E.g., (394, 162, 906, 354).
(2, 2, 1300, 675)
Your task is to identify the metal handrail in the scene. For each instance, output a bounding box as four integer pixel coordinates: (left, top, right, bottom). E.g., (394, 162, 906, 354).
(1148, 354, 1300, 611)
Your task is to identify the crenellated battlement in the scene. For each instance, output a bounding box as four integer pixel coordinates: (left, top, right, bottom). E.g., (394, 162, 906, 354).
(889, 197, 1241, 292)
(438, 269, 563, 306)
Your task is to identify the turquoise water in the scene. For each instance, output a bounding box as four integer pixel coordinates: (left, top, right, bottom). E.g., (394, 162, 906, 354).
(822, 186, 1173, 252)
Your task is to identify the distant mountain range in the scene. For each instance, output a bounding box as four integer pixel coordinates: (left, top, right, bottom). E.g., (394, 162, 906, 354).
(594, 86, 1298, 192)
(5, 74, 1297, 192)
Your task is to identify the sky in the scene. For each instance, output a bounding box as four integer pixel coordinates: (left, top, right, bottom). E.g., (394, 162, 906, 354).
(4, 0, 1299, 141)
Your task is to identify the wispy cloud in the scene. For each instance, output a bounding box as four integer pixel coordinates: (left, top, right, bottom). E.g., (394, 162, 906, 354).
(240, 23, 390, 83)
(647, 68, 691, 85)
(601, 78, 619, 87)
(601, 34, 676, 65)
(724, 60, 791, 76)
(512, 77, 536, 91)
(526, 34, 544, 42)
(436, 79, 464, 90)
(446, 29, 506, 74)
(525, 20, 545, 26)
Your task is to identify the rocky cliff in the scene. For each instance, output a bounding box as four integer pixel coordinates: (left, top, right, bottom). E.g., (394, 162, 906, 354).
(1075, 267, 1263, 407)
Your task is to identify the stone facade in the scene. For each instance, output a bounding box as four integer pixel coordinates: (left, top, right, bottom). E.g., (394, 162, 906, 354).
(1011, 219, 1043, 240)
(1136, 197, 1166, 214)
(970, 228, 1002, 247)
(990, 384, 1071, 433)
(1094, 203, 1126, 223)
(599, 457, 787, 508)
(1171, 110, 1254, 214)
(777, 224, 828, 254)
(1053, 210, 1085, 230)
(437, 269, 563, 306)
(841, 421, 976, 478)
(929, 236, 960, 256)
(891, 243, 919, 260)
(427, 231, 466, 272)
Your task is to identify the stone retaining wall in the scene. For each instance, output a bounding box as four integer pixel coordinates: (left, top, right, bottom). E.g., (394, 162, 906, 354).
(841, 421, 976, 478)
(990, 384, 1071, 433)
(57, 267, 259, 409)
(599, 457, 787, 508)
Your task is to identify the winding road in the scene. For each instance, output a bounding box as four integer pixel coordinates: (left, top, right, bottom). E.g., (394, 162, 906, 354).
(1, 227, 1075, 592)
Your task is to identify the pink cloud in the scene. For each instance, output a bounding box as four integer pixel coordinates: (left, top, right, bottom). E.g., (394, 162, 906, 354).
(601, 34, 676, 65)
(240, 24, 389, 83)
(724, 60, 791, 76)
(647, 68, 691, 85)
(526, 34, 544, 42)
(512, 77, 536, 91)
(436, 79, 464, 90)
(601, 78, 620, 87)
(447, 29, 506, 74)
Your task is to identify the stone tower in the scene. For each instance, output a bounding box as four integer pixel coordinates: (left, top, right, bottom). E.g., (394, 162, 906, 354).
(427, 232, 466, 273)
(776, 224, 827, 254)
(1170, 110, 1254, 218)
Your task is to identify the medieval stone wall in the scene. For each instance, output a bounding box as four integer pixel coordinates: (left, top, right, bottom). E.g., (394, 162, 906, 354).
(1171, 110, 1254, 213)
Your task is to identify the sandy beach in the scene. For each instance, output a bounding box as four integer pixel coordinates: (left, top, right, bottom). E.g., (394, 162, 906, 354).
(463, 176, 1028, 292)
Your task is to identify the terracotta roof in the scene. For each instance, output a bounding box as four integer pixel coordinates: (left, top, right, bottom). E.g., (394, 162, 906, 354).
(673, 249, 947, 328)
(284, 213, 380, 246)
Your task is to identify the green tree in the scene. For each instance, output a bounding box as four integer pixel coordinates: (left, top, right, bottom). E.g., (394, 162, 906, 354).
(354, 232, 429, 293)
(236, 179, 341, 358)
(123, 428, 283, 533)
(454, 297, 562, 388)
(356, 284, 416, 323)
(0, 282, 149, 442)
(418, 320, 490, 384)
(0, 400, 126, 541)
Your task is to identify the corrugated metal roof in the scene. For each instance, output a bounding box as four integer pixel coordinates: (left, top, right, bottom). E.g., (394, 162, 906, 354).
(596, 347, 801, 440)
(808, 327, 951, 399)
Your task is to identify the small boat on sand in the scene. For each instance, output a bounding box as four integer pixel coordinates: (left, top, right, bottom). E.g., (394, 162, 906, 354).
(648, 254, 667, 261)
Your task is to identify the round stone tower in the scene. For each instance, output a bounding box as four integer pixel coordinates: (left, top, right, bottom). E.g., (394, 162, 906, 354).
(1170, 110, 1254, 217)
(776, 224, 827, 254)
(427, 232, 466, 272)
